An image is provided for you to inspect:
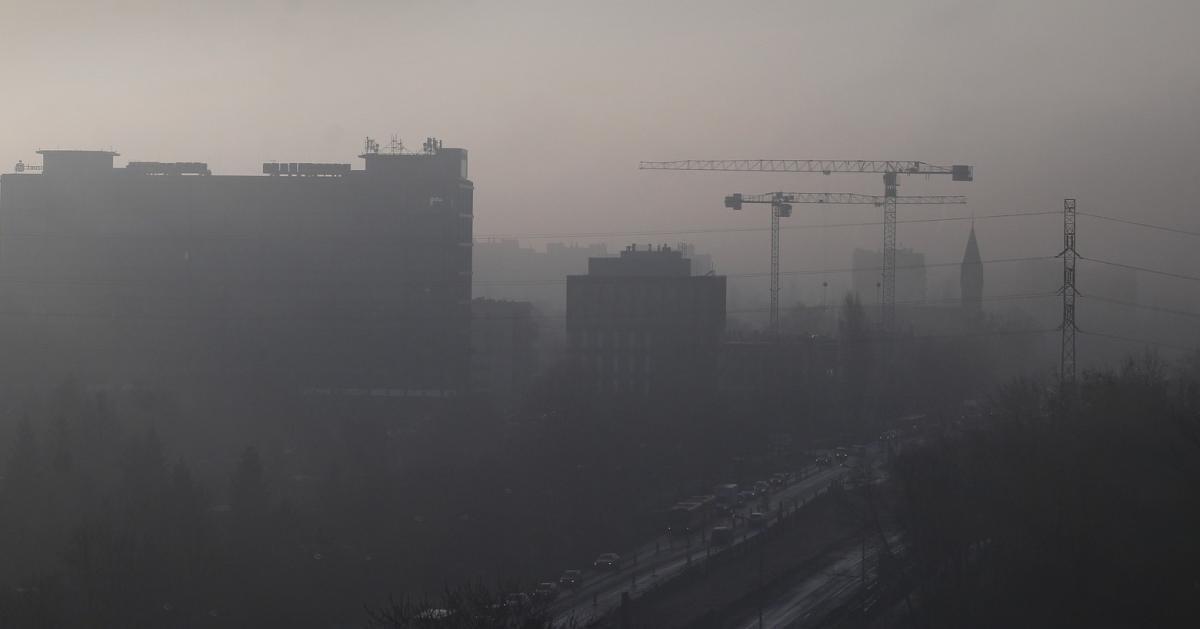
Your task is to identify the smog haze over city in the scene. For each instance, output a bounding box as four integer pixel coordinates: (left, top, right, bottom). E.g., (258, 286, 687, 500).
(1, 1, 1198, 628)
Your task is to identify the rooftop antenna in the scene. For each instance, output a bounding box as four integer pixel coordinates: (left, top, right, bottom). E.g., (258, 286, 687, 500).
(422, 137, 442, 155)
(388, 134, 405, 155)
(363, 137, 380, 155)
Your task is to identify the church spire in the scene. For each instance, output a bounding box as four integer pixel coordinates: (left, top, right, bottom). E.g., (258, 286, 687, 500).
(961, 223, 983, 324)
(963, 221, 981, 265)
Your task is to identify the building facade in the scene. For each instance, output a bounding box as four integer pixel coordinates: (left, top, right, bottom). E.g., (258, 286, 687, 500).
(0, 145, 473, 395)
(566, 245, 726, 396)
(470, 298, 539, 405)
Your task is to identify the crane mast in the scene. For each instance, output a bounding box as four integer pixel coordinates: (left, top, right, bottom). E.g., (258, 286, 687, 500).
(640, 160, 972, 336)
(724, 192, 967, 333)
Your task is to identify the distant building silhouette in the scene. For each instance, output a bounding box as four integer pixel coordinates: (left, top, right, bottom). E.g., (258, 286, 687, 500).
(675, 242, 715, 275)
(0, 145, 473, 396)
(473, 240, 607, 310)
(470, 298, 539, 406)
(960, 223, 983, 325)
(566, 244, 725, 397)
(852, 247, 926, 305)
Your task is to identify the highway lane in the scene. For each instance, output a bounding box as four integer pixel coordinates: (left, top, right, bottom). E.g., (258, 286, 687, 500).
(732, 533, 903, 629)
(548, 462, 853, 627)
(732, 441, 900, 629)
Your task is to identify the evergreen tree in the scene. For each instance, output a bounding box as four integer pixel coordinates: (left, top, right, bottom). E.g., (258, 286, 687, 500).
(230, 445, 266, 519)
(3, 419, 41, 505)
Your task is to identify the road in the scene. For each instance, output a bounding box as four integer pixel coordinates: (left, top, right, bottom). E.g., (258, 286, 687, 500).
(547, 461, 853, 627)
(732, 533, 902, 629)
(731, 443, 900, 629)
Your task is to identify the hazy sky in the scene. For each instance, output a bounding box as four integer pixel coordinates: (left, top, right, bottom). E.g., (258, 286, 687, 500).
(3, 0, 1199, 298)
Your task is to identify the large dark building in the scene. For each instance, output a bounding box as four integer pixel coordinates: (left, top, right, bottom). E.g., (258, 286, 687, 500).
(0, 144, 472, 396)
(566, 244, 725, 396)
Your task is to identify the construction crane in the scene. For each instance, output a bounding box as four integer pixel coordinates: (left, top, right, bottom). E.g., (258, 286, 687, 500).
(721, 191, 967, 333)
(640, 160, 973, 335)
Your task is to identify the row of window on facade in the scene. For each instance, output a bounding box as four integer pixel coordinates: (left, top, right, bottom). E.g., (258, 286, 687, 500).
(568, 283, 720, 309)
(571, 329, 662, 350)
(573, 354, 654, 374)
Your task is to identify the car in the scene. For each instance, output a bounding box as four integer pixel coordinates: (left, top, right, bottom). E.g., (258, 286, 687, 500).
(753, 480, 771, 496)
(710, 525, 734, 546)
(559, 569, 583, 589)
(593, 553, 621, 570)
(534, 582, 559, 601)
(749, 511, 768, 529)
(737, 490, 756, 505)
(815, 455, 831, 467)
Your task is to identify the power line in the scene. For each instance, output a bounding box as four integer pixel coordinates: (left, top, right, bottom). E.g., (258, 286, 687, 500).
(0, 210, 1055, 245)
(1078, 329, 1197, 354)
(768, 255, 1052, 280)
(0, 255, 1053, 290)
(475, 210, 1059, 241)
(1080, 256, 1200, 284)
(770, 290, 1058, 314)
(474, 256, 1057, 287)
(0, 290, 1058, 324)
(1079, 211, 1200, 239)
(1079, 293, 1200, 321)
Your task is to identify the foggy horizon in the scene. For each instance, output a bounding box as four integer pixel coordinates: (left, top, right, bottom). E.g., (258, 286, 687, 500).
(5, 1, 1198, 272)
(1, 2, 1198, 628)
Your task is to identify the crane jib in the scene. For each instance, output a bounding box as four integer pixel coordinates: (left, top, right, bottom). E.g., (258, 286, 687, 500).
(639, 160, 972, 180)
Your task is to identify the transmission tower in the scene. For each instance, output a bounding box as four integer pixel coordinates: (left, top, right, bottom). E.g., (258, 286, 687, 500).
(1059, 198, 1078, 389)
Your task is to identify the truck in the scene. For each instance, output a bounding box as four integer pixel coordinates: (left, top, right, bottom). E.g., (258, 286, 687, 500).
(666, 495, 715, 536)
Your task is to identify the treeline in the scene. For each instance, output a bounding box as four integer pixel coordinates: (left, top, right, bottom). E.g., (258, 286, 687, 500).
(0, 377, 792, 627)
(0, 302, 1037, 627)
(0, 386, 312, 626)
(893, 352, 1200, 628)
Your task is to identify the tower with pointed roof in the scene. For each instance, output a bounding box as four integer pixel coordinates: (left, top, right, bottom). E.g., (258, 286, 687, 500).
(961, 223, 983, 325)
